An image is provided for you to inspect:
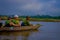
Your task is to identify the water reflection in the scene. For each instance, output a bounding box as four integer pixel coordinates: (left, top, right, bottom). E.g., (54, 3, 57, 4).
(0, 21, 60, 40)
(0, 30, 38, 40)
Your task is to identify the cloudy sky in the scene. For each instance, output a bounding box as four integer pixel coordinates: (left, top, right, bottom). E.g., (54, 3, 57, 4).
(0, 0, 60, 16)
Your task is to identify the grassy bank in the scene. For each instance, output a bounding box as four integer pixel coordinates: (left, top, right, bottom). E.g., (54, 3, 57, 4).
(19, 18, 60, 22)
(29, 18, 60, 22)
(0, 17, 60, 22)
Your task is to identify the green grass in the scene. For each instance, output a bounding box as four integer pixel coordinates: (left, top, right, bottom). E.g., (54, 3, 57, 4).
(1, 17, 60, 22)
(29, 18, 60, 22)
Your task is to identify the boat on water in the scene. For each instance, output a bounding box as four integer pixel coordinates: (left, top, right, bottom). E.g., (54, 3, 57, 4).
(0, 24, 40, 31)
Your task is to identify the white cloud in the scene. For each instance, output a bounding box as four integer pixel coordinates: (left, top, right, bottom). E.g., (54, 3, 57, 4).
(21, 3, 43, 11)
(0, 0, 60, 16)
(15, 0, 60, 16)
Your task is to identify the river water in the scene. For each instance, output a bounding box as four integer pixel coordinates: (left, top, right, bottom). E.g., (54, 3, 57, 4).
(0, 21, 60, 40)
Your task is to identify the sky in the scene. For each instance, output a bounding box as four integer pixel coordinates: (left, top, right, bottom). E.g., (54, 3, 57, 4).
(0, 0, 60, 16)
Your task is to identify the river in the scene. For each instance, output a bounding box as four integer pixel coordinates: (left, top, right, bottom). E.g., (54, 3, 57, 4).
(0, 21, 60, 40)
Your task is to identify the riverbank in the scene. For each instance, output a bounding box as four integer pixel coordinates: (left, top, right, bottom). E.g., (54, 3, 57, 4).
(29, 18, 60, 22)
(0, 15, 60, 22)
(0, 17, 60, 22)
(16, 18, 60, 22)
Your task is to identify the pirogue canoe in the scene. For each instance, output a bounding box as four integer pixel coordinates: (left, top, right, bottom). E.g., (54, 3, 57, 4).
(0, 24, 40, 31)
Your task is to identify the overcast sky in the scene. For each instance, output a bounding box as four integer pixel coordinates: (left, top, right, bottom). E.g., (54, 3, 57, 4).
(0, 0, 60, 16)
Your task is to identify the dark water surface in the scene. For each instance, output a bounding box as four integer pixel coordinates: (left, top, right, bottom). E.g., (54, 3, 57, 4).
(0, 21, 60, 40)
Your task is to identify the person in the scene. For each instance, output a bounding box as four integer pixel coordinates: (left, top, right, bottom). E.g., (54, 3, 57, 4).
(5, 16, 13, 27)
(12, 15, 21, 27)
(21, 16, 32, 26)
(0, 17, 3, 27)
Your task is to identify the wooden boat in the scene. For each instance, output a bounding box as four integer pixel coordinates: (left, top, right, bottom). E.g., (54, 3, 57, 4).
(0, 24, 40, 31)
